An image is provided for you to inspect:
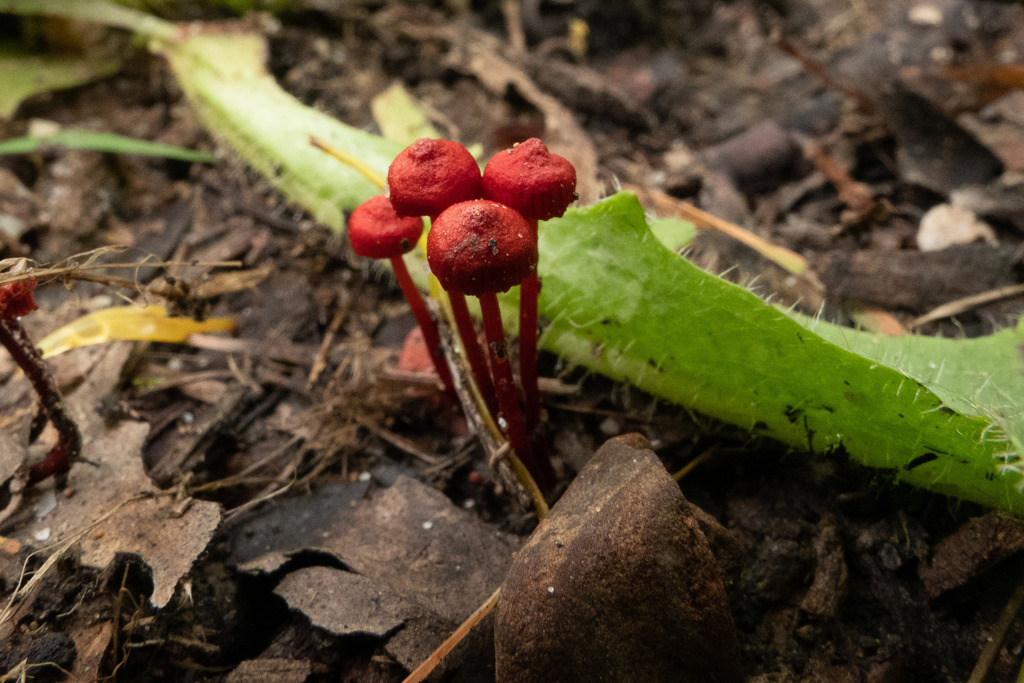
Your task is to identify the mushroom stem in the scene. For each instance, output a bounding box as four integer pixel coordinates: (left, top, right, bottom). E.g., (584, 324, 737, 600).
(519, 241, 541, 433)
(389, 255, 457, 399)
(449, 292, 500, 420)
(0, 317, 81, 485)
(478, 292, 551, 486)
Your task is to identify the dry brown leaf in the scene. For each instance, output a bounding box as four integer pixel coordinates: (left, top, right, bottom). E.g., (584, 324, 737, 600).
(274, 567, 408, 637)
(9, 344, 222, 608)
(225, 658, 312, 683)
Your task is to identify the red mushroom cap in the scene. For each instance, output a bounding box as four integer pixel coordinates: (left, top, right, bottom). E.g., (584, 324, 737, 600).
(387, 139, 483, 218)
(482, 138, 577, 221)
(0, 279, 38, 321)
(427, 200, 537, 296)
(348, 195, 425, 259)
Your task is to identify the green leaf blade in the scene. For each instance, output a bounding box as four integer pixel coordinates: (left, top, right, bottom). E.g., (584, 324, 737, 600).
(538, 193, 1022, 515)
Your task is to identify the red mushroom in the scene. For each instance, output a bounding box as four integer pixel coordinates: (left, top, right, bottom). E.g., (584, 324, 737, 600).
(348, 195, 456, 398)
(388, 138, 483, 220)
(0, 277, 81, 485)
(482, 138, 576, 436)
(387, 139, 499, 419)
(427, 200, 553, 485)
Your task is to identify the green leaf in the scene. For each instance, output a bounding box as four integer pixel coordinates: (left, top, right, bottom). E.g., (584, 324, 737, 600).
(0, 49, 120, 118)
(536, 194, 1023, 516)
(0, 0, 178, 39)
(154, 32, 403, 231)
(370, 82, 441, 145)
(0, 129, 216, 162)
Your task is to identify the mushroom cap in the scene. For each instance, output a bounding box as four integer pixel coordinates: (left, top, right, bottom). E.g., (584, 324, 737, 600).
(348, 195, 424, 259)
(388, 138, 483, 218)
(482, 138, 577, 221)
(0, 279, 37, 321)
(427, 200, 537, 296)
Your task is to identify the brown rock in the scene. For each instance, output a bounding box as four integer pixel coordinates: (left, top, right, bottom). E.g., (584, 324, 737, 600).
(495, 434, 742, 683)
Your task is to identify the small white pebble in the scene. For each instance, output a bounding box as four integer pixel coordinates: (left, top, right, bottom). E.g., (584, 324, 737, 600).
(422, 520, 433, 530)
(34, 527, 50, 542)
(358, 471, 371, 482)
(598, 417, 620, 436)
(547, 586, 555, 595)
(33, 489, 57, 518)
(908, 4, 943, 25)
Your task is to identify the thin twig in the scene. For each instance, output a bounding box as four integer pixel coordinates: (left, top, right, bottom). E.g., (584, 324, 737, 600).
(910, 283, 1024, 329)
(401, 586, 503, 683)
(672, 448, 715, 481)
(627, 184, 809, 276)
(968, 575, 1024, 683)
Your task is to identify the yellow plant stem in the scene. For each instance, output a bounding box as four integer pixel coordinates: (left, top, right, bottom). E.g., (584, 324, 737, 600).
(309, 135, 386, 190)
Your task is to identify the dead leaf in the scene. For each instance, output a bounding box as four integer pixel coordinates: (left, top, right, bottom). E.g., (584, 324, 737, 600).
(274, 567, 408, 637)
(244, 475, 517, 676)
(225, 658, 312, 683)
(229, 480, 371, 574)
(9, 344, 222, 608)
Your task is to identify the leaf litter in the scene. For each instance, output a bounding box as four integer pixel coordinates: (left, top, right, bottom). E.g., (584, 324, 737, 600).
(3, 0, 1024, 680)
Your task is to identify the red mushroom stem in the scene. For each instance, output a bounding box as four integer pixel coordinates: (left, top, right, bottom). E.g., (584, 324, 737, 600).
(0, 279, 81, 485)
(518, 240, 541, 431)
(347, 195, 457, 400)
(445, 289, 499, 419)
(388, 253, 457, 398)
(478, 291, 533, 470)
(482, 139, 577, 444)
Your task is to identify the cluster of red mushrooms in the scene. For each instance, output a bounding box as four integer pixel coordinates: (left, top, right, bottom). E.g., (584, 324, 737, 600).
(347, 138, 577, 488)
(0, 137, 574, 490)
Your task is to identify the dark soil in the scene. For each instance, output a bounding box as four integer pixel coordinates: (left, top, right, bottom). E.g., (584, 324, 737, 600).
(3, 1, 1024, 681)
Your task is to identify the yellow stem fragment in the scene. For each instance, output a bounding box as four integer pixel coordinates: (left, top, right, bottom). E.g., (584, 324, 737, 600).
(37, 305, 234, 358)
(309, 135, 387, 191)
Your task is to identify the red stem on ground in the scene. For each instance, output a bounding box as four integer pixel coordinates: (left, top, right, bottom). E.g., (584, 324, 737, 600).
(390, 254, 457, 401)
(478, 292, 552, 488)
(0, 318, 81, 485)
(449, 292, 499, 419)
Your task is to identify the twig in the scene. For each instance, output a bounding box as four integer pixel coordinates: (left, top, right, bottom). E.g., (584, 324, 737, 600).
(968, 575, 1024, 683)
(628, 185, 809, 276)
(672, 448, 715, 481)
(401, 586, 503, 683)
(308, 305, 347, 388)
(910, 283, 1024, 329)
